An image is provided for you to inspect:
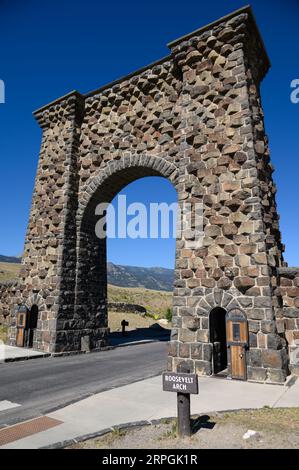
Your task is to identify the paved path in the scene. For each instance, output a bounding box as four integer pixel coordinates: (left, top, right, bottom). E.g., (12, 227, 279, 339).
(0, 341, 168, 428)
(0, 344, 48, 362)
(1, 370, 299, 449)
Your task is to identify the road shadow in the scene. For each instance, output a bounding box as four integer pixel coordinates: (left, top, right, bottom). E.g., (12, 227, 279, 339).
(109, 326, 170, 347)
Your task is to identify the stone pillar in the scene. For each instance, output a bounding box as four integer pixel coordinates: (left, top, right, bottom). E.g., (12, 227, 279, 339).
(166, 8, 288, 383)
(19, 92, 85, 352)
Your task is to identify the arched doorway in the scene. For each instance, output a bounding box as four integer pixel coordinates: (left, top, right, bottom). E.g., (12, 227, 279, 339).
(27, 305, 38, 348)
(106, 176, 177, 343)
(210, 307, 227, 375)
(75, 157, 181, 351)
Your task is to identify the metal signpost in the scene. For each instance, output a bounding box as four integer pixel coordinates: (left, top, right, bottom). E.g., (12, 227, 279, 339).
(121, 319, 129, 336)
(162, 365, 199, 438)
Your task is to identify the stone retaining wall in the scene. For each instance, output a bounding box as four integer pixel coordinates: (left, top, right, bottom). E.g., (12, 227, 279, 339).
(278, 268, 299, 375)
(108, 302, 147, 315)
(0, 281, 20, 325)
(0, 280, 23, 345)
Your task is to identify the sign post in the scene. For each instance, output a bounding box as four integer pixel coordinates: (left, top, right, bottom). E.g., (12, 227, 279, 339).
(162, 364, 199, 438)
(177, 387, 191, 437)
(121, 319, 129, 336)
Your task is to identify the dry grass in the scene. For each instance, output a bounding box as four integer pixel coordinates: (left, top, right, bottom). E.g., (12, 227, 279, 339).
(108, 310, 156, 332)
(217, 407, 299, 433)
(0, 262, 21, 282)
(0, 262, 172, 313)
(0, 263, 172, 328)
(108, 284, 172, 318)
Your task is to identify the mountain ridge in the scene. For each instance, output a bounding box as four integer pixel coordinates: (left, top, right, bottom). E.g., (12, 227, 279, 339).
(107, 262, 173, 291)
(0, 255, 21, 264)
(0, 255, 174, 291)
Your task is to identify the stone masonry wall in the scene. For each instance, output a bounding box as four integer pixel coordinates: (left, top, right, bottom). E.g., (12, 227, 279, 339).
(0, 281, 20, 326)
(277, 268, 299, 376)
(107, 303, 147, 315)
(0, 281, 23, 345)
(165, 9, 288, 383)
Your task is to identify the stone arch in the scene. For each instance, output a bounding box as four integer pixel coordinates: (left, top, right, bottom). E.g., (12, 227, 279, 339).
(195, 289, 243, 317)
(226, 308, 247, 322)
(73, 154, 181, 351)
(77, 154, 180, 226)
(24, 292, 45, 312)
(13, 293, 44, 350)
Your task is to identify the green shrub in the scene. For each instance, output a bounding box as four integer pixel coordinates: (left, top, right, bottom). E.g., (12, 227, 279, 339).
(0, 325, 8, 343)
(165, 308, 173, 323)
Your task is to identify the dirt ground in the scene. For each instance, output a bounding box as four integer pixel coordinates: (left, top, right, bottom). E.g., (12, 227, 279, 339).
(68, 408, 299, 449)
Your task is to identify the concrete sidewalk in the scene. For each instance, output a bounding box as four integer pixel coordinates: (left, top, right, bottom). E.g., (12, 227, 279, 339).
(0, 344, 50, 363)
(1, 374, 299, 449)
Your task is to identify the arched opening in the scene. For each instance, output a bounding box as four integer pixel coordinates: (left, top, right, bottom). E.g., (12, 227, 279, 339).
(106, 176, 177, 345)
(210, 307, 227, 375)
(74, 158, 180, 352)
(27, 305, 38, 348)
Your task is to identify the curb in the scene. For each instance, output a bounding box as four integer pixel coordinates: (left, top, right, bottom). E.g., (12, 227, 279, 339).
(2, 353, 51, 364)
(41, 417, 175, 449)
(40, 407, 266, 449)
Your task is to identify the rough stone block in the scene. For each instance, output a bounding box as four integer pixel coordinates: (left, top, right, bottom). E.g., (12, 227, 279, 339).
(247, 367, 267, 382)
(266, 368, 286, 384)
(261, 349, 284, 369)
(179, 342, 190, 358)
(191, 343, 202, 360)
(194, 360, 212, 376)
(196, 329, 210, 343)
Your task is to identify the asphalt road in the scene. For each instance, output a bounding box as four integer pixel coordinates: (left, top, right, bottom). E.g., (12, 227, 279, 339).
(0, 341, 167, 428)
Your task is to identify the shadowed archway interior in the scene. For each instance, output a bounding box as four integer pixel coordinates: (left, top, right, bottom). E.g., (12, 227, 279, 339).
(210, 307, 227, 375)
(28, 305, 38, 348)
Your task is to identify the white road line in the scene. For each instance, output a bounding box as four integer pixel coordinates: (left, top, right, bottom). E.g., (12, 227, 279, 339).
(0, 401, 21, 412)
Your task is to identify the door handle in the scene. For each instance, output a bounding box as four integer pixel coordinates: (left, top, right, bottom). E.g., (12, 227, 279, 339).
(239, 354, 243, 358)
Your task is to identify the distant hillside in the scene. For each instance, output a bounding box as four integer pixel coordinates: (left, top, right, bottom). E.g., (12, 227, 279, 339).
(108, 284, 172, 316)
(107, 262, 174, 292)
(0, 255, 21, 264)
(0, 262, 21, 282)
(0, 255, 174, 291)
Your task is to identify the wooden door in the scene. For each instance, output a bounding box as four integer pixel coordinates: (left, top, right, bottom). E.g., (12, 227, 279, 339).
(226, 312, 248, 381)
(226, 320, 248, 344)
(230, 345, 246, 380)
(16, 327, 25, 347)
(16, 312, 27, 348)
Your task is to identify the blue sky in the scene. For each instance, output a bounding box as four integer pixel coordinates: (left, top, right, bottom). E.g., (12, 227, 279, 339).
(0, 0, 298, 269)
